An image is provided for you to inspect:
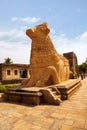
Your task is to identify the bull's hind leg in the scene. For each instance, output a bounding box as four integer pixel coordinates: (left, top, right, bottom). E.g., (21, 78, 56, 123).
(35, 66, 61, 87)
(21, 78, 29, 86)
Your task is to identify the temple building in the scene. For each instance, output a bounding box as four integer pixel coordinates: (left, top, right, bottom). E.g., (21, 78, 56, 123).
(63, 52, 79, 78)
(0, 63, 30, 84)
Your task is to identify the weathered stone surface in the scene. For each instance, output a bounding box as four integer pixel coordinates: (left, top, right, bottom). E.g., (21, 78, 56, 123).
(0, 78, 87, 130)
(3, 78, 81, 105)
(4, 87, 42, 105)
(40, 87, 61, 105)
(22, 22, 70, 87)
(63, 52, 79, 79)
(3, 22, 81, 106)
(56, 78, 81, 100)
(4, 85, 62, 105)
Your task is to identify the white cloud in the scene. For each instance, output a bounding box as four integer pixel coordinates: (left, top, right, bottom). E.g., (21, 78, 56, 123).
(20, 17, 41, 23)
(0, 28, 87, 65)
(0, 41, 30, 64)
(0, 29, 28, 43)
(0, 29, 31, 64)
(76, 31, 87, 41)
(50, 30, 87, 64)
(11, 17, 41, 24)
(11, 17, 18, 21)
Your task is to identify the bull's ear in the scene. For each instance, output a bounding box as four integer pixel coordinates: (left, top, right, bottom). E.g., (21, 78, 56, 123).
(45, 28, 50, 35)
(42, 22, 50, 34)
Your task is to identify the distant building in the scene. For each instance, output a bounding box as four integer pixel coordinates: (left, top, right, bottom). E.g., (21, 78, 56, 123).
(63, 52, 79, 78)
(0, 63, 30, 84)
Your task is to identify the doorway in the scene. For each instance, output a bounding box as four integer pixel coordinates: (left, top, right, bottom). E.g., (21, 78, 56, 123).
(20, 69, 27, 78)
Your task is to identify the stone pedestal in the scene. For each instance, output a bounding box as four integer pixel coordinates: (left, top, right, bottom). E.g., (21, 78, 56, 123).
(3, 87, 42, 105)
(56, 78, 81, 100)
(3, 78, 81, 105)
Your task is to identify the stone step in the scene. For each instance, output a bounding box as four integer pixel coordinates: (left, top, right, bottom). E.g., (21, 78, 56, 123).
(52, 91, 58, 95)
(40, 88, 61, 105)
(57, 79, 81, 100)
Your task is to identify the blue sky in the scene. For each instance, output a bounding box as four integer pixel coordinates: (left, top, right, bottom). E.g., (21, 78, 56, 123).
(0, 0, 87, 64)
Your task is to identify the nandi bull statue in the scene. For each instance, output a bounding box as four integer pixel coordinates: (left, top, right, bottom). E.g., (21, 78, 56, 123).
(22, 22, 70, 87)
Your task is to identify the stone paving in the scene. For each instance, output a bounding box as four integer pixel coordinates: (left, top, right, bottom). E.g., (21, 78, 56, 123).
(0, 78, 87, 130)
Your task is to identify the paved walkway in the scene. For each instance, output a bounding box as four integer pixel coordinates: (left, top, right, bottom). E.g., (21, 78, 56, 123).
(0, 78, 87, 130)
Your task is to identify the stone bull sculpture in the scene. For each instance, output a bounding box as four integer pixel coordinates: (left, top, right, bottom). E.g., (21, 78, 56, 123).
(22, 22, 70, 87)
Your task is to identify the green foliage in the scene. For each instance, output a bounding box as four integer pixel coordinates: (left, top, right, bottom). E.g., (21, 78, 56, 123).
(79, 58, 87, 73)
(0, 82, 20, 92)
(0, 83, 6, 92)
(4, 57, 13, 64)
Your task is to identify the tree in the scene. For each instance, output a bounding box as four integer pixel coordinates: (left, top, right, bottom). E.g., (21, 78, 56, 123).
(4, 57, 13, 64)
(85, 58, 87, 63)
(79, 58, 87, 73)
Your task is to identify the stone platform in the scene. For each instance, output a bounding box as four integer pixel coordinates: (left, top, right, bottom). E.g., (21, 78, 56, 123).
(0, 78, 87, 130)
(3, 78, 81, 105)
(56, 78, 81, 100)
(3, 87, 42, 105)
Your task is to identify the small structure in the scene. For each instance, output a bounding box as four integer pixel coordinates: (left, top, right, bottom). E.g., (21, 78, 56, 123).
(0, 63, 30, 84)
(63, 52, 79, 78)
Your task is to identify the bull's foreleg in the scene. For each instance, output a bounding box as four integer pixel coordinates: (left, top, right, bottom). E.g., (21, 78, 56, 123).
(35, 66, 61, 87)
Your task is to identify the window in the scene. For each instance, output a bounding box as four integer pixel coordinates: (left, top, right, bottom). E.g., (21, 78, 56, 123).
(7, 70, 10, 75)
(14, 70, 18, 75)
